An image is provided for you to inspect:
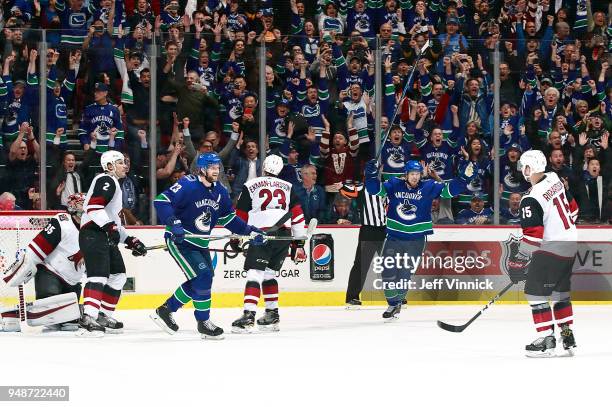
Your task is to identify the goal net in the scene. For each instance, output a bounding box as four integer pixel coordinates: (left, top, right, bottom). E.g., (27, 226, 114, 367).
(0, 211, 63, 310)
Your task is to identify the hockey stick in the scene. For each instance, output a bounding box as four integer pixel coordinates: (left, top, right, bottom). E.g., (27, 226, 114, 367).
(147, 219, 318, 250)
(185, 218, 318, 242)
(374, 40, 430, 162)
(436, 282, 514, 333)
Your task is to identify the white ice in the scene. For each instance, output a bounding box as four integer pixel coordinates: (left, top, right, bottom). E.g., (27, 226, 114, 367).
(3, 305, 611, 407)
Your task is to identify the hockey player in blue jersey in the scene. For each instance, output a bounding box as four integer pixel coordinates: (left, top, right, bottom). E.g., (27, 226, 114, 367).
(151, 153, 265, 339)
(365, 158, 477, 320)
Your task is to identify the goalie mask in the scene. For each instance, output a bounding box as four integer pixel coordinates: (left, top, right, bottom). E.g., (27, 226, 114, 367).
(66, 193, 85, 217)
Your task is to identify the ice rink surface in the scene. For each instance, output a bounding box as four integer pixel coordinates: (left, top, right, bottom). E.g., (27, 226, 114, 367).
(3, 305, 611, 407)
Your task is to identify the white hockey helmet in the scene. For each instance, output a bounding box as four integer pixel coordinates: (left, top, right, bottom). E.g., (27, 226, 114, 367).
(263, 154, 284, 176)
(518, 149, 546, 182)
(100, 150, 125, 174)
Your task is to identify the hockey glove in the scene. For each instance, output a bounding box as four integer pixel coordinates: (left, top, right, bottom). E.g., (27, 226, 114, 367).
(126, 236, 147, 257)
(248, 226, 266, 246)
(103, 222, 121, 246)
(507, 252, 530, 284)
(166, 216, 185, 244)
(229, 238, 243, 253)
(290, 240, 307, 264)
(364, 159, 380, 179)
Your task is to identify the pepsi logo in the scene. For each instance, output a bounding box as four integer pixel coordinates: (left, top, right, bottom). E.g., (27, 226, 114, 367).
(312, 244, 332, 266)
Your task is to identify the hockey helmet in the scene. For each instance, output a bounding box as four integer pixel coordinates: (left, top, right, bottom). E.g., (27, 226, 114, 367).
(263, 154, 284, 176)
(67, 193, 86, 216)
(404, 160, 423, 174)
(517, 150, 546, 182)
(100, 150, 125, 173)
(196, 152, 221, 172)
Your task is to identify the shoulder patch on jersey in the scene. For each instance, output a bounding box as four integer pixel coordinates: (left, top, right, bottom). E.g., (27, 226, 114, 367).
(185, 174, 197, 181)
(58, 213, 69, 222)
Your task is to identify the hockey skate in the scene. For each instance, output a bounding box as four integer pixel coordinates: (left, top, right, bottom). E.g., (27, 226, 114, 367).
(43, 321, 79, 333)
(76, 314, 105, 338)
(345, 299, 362, 310)
(198, 319, 224, 340)
(382, 304, 401, 322)
(150, 304, 178, 335)
(257, 309, 280, 332)
(525, 334, 556, 358)
(559, 324, 577, 356)
(231, 310, 256, 333)
(97, 313, 124, 334)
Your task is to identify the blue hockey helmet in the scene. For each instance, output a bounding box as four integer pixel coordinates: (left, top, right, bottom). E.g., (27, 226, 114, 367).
(404, 160, 423, 174)
(197, 152, 221, 172)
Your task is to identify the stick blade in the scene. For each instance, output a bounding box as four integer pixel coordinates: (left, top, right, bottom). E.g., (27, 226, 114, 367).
(436, 320, 467, 333)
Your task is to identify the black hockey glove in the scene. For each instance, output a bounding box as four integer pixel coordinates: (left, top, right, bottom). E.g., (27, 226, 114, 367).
(290, 240, 307, 264)
(507, 253, 530, 284)
(229, 238, 243, 253)
(103, 222, 121, 246)
(126, 236, 147, 257)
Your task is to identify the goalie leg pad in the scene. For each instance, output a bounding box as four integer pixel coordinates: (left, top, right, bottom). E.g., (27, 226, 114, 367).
(26, 293, 81, 327)
(0, 308, 21, 332)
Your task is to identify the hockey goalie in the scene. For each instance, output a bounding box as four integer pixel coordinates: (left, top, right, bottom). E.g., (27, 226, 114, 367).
(0, 194, 85, 332)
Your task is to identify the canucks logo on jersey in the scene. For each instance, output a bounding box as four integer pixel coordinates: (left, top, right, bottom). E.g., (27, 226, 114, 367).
(429, 156, 446, 174)
(387, 151, 405, 169)
(194, 209, 212, 233)
(396, 201, 418, 221)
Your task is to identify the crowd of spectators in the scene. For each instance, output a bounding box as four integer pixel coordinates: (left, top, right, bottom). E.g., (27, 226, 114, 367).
(0, 0, 610, 226)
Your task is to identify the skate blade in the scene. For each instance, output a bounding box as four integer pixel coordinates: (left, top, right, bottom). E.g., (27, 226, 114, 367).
(201, 333, 225, 340)
(383, 316, 399, 323)
(559, 346, 577, 357)
(149, 313, 177, 335)
(59, 323, 79, 332)
(257, 323, 279, 332)
(525, 348, 556, 358)
(75, 328, 105, 338)
(104, 327, 124, 334)
(231, 325, 255, 334)
(42, 324, 61, 333)
(345, 304, 361, 310)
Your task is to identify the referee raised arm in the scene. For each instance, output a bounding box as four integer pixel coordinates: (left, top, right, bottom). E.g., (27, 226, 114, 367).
(340, 183, 387, 308)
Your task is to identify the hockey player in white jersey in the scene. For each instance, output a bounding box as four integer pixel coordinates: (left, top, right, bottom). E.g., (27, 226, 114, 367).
(508, 150, 579, 357)
(231, 155, 307, 333)
(78, 151, 147, 337)
(0, 193, 85, 332)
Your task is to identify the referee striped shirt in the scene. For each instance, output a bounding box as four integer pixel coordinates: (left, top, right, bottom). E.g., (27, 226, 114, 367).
(358, 189, 387, 227)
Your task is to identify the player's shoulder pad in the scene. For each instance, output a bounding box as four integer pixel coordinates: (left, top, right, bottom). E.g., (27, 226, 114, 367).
(183, 174, 198, 183)
(520, 195, 542, 210)
(95, 173, 116, 185)
(55, 212, 70, 223)
(84, 102, 96, 110)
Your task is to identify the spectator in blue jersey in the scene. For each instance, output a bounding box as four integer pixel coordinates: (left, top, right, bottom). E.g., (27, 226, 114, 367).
(78, 82, 124, 154)
(278, 142, 302, 188)
(455, 192, 494, 225)
(295, 164, 327, 223)
(55, 0, 94, 47)
(500, 143, 530, 207)
(500, 192, 522, 226)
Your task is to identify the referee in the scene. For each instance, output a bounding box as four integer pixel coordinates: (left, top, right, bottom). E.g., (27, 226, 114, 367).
(340, 182, 387, 308)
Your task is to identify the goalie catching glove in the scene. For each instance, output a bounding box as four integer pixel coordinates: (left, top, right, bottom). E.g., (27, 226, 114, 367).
(290, 240, 307, 264)
(125, 236, 147, 257)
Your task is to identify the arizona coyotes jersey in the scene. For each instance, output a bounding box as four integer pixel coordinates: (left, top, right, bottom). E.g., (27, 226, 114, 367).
(81, 173, 128, 242)
(519, 172, 578, 257)
(27, 213, 84, 286)
(236, 176, 306, 237)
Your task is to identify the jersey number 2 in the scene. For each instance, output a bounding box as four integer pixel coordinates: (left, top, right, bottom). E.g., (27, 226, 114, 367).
(259, 189, 286, 210)
(553, 192, 574, 230)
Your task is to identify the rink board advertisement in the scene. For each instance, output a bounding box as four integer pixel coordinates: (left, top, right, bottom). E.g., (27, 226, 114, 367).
(108, 226, 612, 307)
(2, 224, 610, 308)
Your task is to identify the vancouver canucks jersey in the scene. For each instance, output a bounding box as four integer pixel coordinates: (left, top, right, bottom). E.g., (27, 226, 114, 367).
(154, 175, 250, 249)
(365, 176, 467, 240)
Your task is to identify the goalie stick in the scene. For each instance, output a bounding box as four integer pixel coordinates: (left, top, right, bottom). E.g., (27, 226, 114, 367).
(436, 282, 514, 333)
(146, 218, 318, 251)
